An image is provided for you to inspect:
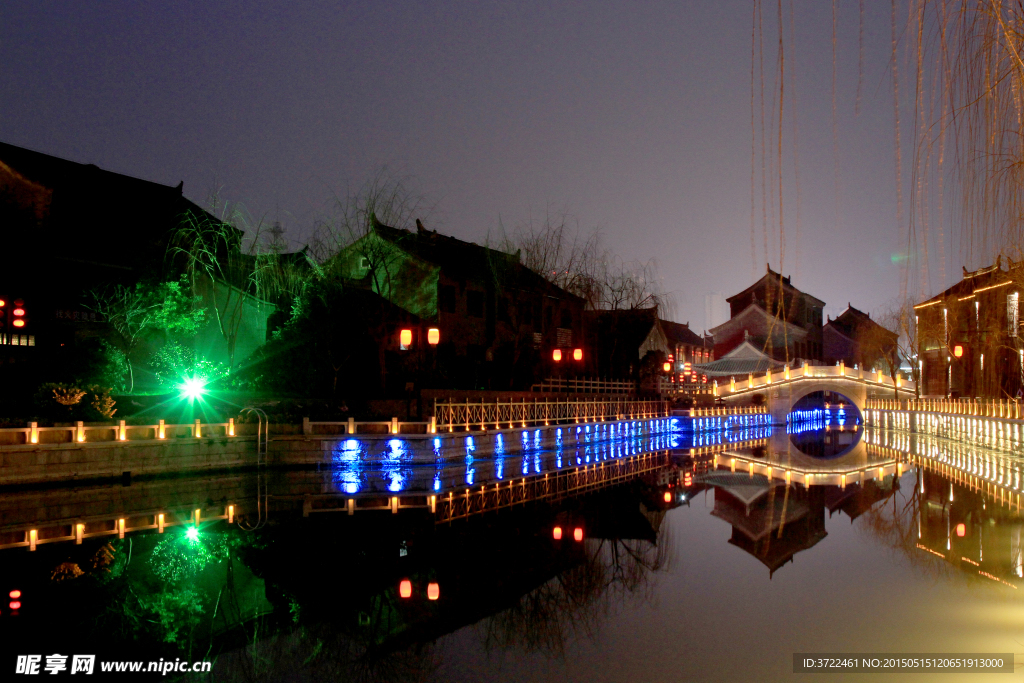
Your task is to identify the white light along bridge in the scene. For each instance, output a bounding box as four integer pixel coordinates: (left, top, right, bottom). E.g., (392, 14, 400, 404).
(718, 363, 916, 424)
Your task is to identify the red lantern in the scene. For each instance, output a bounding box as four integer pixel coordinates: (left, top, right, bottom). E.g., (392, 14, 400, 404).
(552, 349, 562, 362)
(553, 526, 563, 540)
(399, 579, 412, 598)
(573, 348, 583, 361)
(573, 527, 583, 542)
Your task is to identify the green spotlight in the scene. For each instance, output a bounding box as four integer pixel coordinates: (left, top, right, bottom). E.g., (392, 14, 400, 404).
(185, 526, 200, 542)
(179, 376, 207, 401)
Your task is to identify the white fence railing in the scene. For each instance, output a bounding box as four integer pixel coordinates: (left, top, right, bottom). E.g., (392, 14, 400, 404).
(720, 362, 916, 396)
(867, 397, 1024, 419)
(0, 418, 240, 447)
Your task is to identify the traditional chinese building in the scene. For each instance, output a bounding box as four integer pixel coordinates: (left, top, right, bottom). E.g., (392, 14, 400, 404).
(915, 256, 1023, 398)
(330, 217, 584, 389)
(708, 266, 825, 364)
(822, 305, 898, 371)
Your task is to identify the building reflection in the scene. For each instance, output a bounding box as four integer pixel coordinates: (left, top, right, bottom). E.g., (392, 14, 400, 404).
(865, 429, 1024, 589)
(693, 428, 901, 575)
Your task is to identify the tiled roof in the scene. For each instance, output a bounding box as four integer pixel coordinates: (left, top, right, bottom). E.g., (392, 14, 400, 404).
(373, 218, 581, 300)
(660, 319, 705, 347)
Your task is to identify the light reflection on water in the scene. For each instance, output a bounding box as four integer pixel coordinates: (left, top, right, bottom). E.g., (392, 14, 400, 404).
(317, 425, 1024, 681)
(10, 421, 1024, 683)
(325, 420, 722, 496)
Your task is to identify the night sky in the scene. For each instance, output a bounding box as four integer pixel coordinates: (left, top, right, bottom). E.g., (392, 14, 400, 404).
(1, 1, 946, 331)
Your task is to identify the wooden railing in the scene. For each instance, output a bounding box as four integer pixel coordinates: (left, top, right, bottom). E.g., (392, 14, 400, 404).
(531, 377, 637, 394)
(433, 397, 667, 433)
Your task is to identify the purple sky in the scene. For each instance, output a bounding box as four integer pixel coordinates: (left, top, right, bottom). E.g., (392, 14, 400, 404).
(1, 1, 948, 331)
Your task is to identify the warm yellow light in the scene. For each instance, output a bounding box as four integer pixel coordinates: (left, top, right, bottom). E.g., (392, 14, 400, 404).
(663, 491, 672, 503)
(663, 362, 671, 372)
(553, 526, 563, 540)
(400, 329, 412, 348)
(399, 579, 412, 598)
(954, 345, 963, 358)
(573, 527, 584, 542)
(552, 349, 562, 362)
(573, 348, 583, 361)
(12, 319, 24, 328)
(427, 327, 440, 345)
(427, 582, 440, 600)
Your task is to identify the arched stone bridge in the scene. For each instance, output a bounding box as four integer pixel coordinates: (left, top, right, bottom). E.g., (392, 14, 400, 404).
(717, 364, 916, 424)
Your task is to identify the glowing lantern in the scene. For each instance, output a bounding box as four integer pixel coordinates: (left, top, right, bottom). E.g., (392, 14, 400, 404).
(573, 527, 583, 542)
(399, 329, 413, 349)
(427, 582, 440, 600)
(552, 526, 563, 540)
(663, 491, 672, 503)
(399, 579, 412, 598)
(552, 349, 562, 362)
(954, 345, 963, 358)
(427, 328, 440, 345)
(9, 601, 20, 610)
(8, 590, 20, 599)
(663, 362, 671, 373)
(956, 523, 966, 537)
(573, 348, 583, 361)
(12, 308, 24, 317)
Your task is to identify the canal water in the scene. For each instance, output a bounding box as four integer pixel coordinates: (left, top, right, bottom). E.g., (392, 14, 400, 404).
(0, 416, 1021, 682)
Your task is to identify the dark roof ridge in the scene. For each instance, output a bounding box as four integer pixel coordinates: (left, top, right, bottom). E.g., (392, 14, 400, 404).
(0, 140, 181, 195)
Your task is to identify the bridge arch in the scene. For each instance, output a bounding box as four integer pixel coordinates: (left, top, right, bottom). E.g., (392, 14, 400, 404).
(717, 366, 915, 424)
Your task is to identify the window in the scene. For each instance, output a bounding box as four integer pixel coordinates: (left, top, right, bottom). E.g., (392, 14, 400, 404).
(467, 290, 484, 318)
(359, 256, 370, 270)
(439, 285, 456, 313)
(1009, 292, 1019, 337)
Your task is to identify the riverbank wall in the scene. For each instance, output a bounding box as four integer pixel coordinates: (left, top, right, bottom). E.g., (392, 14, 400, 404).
(0, 418, 679, 487)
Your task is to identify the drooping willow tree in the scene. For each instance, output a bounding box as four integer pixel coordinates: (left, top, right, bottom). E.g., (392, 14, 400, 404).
(885, 0, 1024, 288)
(940, 1, 1024, 266)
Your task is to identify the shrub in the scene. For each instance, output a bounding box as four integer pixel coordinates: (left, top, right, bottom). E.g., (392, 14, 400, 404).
(33, 383, 116, 422)
(148, 341, 228, 390)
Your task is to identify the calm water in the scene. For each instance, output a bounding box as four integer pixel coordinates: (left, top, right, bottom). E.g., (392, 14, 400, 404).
(1, 420, 1022, 682)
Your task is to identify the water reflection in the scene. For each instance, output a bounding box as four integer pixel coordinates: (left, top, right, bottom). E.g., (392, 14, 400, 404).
(5, 422, 1024, 680)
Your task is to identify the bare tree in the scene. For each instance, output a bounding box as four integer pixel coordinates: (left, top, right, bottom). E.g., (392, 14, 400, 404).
(309, 168, 429, 273)
(305, 170, 434, 392)
(499, 210, 671, 312)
